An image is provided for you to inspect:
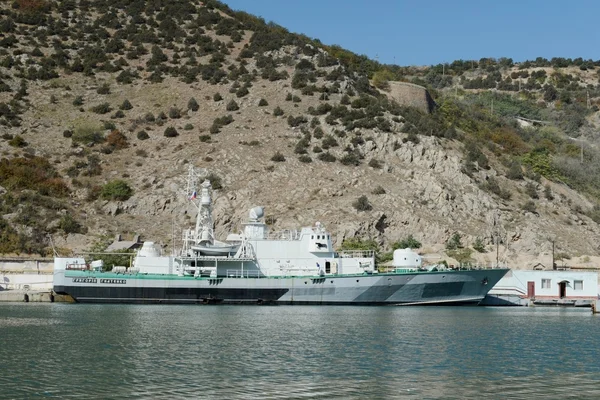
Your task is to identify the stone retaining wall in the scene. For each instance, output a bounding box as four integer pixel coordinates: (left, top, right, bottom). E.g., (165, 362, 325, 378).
(387, 81, 436, 113)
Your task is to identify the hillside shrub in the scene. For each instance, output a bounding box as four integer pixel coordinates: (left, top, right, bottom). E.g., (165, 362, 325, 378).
(169, 107, 182, 119)
(446, 233, 463, 250)
(106, 130, 128, 150)
(119, 99, 133, 110)
(271, 152, 285, 162)
(226, 100, 239, 111)
(353, 195, 372, 211)
(188, 97, 199, 111)
(206, 172, 222, 190)
(8, 135, 27, 147)
(72, 125, 104, 145)
(393, 234, 421, 249)
(137, 130, 149, 140)
(101, 180, 133, 201)
(90, 102, 111, 114)
(58, 214, 83, 234)
(317, 152, 336, 162)
(371, 185, 386, 195)
(164, 127, 178, 137)
(97, 83, 110, 94)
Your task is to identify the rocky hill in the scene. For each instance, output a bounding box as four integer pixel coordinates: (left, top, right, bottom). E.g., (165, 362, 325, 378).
(2, 0, 600, 269)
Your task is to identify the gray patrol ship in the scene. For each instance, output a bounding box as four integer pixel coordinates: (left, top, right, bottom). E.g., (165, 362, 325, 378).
(53, 167, 508, 305)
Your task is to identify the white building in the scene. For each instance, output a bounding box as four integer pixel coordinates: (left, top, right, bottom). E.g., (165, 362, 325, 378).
(482, 269, 599, 306)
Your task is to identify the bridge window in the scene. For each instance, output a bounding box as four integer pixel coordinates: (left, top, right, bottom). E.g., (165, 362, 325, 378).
(325, 261, 331, 274)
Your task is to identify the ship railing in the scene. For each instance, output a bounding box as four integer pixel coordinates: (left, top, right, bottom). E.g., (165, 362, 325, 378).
(336, 250, 375, 259)
(226, 269, 261, 278)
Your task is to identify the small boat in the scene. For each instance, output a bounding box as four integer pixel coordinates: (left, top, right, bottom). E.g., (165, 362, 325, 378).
(191, 240, 240, 256)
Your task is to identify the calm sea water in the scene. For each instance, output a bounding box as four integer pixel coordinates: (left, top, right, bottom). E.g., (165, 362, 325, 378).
(0, 304, 599, 399)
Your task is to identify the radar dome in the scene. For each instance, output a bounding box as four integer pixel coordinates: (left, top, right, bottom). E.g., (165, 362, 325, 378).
(249, 206, 264, 220)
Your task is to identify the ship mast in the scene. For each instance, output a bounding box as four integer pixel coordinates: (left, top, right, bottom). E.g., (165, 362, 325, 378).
(185, 165, 215, 247)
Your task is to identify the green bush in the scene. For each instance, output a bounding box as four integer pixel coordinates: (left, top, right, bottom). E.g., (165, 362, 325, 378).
(72, 96, 84, 106)
(188, 97, 199, 111)
(169, 107, 182, 119)
(206, 172, 222, 190)
(137, 130, 149, 140)
(544, 185, 554, 200)
(72, 125, 104, 145)
(101, 180, 133, 201)
(226, 100, 239, 111)
(340, 153, 360, 166)
(353, 195, 372, 211)
(271, 151, 285, 162)
(273, 106, 284, 116)
(298, 155, 312, 163)
(119, 99, 133, 110)
(473, 237, 486, 253)
(90, 102, 111, 114)
(317, 152, 336, 162)
(164, 127, 178, 137)
(525, 182, 539, 199)
(371, 185, 386, 195)
(446, 233, 463, 250)
(59, 214, 83, 234)
(97, 83, 110, 94)
(368, 159, 382, 169)
(522, 200, 537, 213)
(393, 234, 421, 249)
(8, 135, 27, 147)
(258, 98, 268, 106)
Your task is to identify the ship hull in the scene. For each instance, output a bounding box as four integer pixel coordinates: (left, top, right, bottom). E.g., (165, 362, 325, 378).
(54, 269, 508, 305)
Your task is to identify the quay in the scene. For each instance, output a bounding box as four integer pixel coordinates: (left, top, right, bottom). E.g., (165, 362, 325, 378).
(0, 289, 73, 303)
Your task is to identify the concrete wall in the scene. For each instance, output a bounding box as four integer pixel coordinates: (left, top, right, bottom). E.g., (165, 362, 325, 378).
(0, 258, 53, 273)
(0, 258, 54, 290)
(0, 273, 53, 290)
(388, 82, 436, 113)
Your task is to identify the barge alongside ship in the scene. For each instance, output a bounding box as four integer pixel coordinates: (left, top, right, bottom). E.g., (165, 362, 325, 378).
(53, 168, 508, 305)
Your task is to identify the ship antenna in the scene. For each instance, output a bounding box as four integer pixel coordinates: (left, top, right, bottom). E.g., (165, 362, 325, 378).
(48, 234, 58, 257)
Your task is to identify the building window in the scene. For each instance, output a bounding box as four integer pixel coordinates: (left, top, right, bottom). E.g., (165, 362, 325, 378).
(574, 280, 583, 290)
(541, 279, 551, 289)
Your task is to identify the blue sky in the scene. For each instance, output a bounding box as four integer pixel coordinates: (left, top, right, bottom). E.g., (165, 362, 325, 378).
(222, 0, 599, 66)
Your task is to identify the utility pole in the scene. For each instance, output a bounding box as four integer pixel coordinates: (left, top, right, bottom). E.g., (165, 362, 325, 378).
(494, 211, 500, 268)
(551, 240, 555, 270)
